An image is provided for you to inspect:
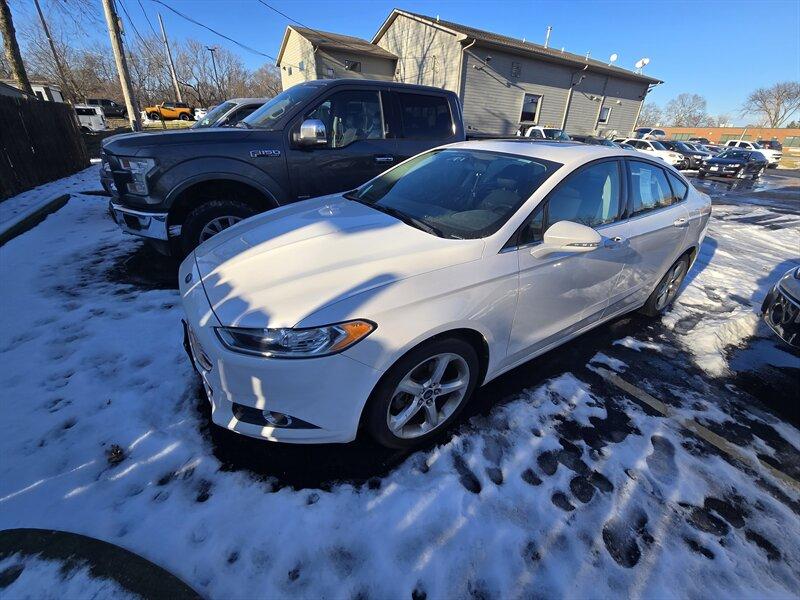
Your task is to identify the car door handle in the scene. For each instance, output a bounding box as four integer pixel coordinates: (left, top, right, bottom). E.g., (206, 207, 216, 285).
(603, 236, 627, 248)
(374, 155, 394, 164)
(673, 218, 688, 227)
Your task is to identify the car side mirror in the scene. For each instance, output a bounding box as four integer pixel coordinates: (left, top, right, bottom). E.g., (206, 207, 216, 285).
(296, 119, 328, 146)
(530, 221, 602, 258)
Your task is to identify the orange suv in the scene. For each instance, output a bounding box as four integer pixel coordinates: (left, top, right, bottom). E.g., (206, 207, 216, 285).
(145, 102, 195, 121)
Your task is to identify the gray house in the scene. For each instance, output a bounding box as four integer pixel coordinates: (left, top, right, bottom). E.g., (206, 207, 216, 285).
(373, 10, 661, 137)
(276, 26, 398, 90)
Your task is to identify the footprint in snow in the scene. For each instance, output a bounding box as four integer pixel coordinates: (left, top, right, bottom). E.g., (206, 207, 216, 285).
(452, 453, 482, 494)
(645, 435, 678, 483)
(602, 507, 653, 568)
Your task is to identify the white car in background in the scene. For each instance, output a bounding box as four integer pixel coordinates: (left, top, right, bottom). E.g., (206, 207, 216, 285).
(622, 138, 683, 166)
(74, 105, 107, 132)
(517, 126, 571, 140)
(180, 141, 710, 449)
(724, 140, 782, 167)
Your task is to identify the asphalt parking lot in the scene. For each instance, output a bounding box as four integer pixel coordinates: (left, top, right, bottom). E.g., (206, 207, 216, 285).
(0, 166, 798, 597)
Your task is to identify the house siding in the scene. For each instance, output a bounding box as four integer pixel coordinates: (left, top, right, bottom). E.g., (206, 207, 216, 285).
(315, 49, 396, 81)
(279, 29, 318, 90)
(375, 13, 462, 92)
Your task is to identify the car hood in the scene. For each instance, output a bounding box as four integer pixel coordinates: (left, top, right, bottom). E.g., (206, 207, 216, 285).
(102, 128, 256, 157)
(194, 196, 484, 328)
(706, 157, 755, 165)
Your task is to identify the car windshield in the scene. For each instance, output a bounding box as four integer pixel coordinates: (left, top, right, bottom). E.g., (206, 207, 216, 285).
(345, 149, 561, 239)
(674, 142, 692, 152)
(243, 85, 321, 129)
(650, 141, 667, 150)
(750, 142, 763, 149)
(721, 151, 748, 160)
(543, 128, 570, 140)
(598, 139, 616, 147)
(192, 101, 235, 128)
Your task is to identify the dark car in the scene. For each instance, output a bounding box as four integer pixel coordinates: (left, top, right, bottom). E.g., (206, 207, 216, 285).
(660, 140, 711, 170)
(698, 149, 768, 179)
(569, 134, 617, 147)
(757, 139, 783, 151)
(688, 137, 711, 145)
(103, 79, 465, 255)
(87, 98, 126, 118)
(761, 267, 800, 348)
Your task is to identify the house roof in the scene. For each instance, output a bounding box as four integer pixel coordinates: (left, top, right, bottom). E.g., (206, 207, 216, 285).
(276, 25, 397, 66)
(373, 10, 662, 85)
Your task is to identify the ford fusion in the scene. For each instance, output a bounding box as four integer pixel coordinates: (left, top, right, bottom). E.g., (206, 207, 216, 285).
(180, 141, 711, 449)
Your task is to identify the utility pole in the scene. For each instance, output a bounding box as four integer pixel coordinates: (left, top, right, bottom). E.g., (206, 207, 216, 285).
(0, 0, 33, 96)
(206, 46, 221, 100)
(157, 13, 182, 103)
(32, 0, 71, 100)
(101, 0, 141, 131)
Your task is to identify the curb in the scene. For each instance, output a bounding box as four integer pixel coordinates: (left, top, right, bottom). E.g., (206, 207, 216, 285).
(0, 193, 70, 247)
(0, 528, 202, 599)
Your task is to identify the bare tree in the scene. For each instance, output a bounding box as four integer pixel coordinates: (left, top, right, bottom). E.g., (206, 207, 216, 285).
(702, 113, 732, 127)
(741, 81, 800, 128)
(637, 102, 663, 127)
(665, 93, 708, 127)
(250, 64, 281, 98)
(0, 0, 33, 94)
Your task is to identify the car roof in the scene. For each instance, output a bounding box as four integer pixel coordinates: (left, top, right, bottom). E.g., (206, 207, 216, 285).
(443, 139, 634, 167)
(295, 78, 457, 95)
(225, 98, 270, 104)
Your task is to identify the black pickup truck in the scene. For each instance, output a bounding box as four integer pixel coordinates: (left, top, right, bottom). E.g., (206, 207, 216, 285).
(102, 79, 465, 255)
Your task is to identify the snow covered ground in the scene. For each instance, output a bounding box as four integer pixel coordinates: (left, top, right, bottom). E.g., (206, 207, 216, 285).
(0, 171, 798, 598)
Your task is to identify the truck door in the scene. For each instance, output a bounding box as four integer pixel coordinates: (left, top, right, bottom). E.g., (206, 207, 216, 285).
(285, 89, 397, 200)
(389, 91, 462, 163)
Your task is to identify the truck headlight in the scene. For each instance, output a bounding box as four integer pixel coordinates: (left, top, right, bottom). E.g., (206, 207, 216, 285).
(119, 157, 155, 195)
(215, 320, 375, 358)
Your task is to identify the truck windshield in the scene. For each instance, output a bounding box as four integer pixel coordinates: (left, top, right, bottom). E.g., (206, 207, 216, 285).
(243, 86, 321, 130)
(193, 101, 235, 128)
(345, 149, 560, 239)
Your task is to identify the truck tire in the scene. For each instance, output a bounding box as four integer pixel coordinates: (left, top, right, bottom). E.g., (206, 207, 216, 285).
(179, 113, 191, 121)
(181, 200, 258, 255)
(148, 112, 160, 120)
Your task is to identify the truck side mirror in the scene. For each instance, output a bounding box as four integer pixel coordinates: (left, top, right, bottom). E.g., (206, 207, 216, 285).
(296, 119, 328, 146)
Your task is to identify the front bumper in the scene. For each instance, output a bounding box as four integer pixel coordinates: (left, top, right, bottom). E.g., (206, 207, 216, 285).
(110, 202, 169, 241)
(761, 282, 800, 348)
(179, 256, 383, 444)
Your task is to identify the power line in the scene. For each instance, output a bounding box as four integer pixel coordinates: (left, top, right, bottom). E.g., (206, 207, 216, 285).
(117, 0, 150, 50)
(137, 0, 159, 38)
(147, 0, 277, 60)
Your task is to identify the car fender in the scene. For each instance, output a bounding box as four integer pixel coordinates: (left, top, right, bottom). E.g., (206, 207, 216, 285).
(159, 157, 288, 209)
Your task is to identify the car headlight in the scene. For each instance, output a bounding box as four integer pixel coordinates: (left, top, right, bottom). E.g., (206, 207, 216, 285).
(215, 320, 375, 358)
(118, 157, 155, 195)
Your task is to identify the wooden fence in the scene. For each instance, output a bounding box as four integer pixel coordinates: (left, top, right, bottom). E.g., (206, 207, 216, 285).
(0, 96, 90, 200)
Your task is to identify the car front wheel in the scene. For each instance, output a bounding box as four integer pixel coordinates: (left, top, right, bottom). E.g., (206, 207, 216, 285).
(364, 338, 480, 449)
(752, 167, 765, 180)
(180, 200, 258, 256)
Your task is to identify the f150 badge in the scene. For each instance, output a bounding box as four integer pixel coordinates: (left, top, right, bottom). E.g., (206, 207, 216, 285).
(250, 149, 281, 158)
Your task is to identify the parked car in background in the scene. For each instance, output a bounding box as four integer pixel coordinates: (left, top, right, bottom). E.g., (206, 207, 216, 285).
(660, 140, 712, 170)
(698, 149, 768, 179)
(688, 137, 711, 145)
(87, 98, 126, 119)
(518, 126, 571, 140)
(179, 141, 711, 448)
(757, 139, 783, 152)
(616, 142, 636, 150)
(192, 98, 268, 129)
(569, 134, 616, 147)
(145, 101, 195, 121)
(761, 266, 800, 349)
(699, 143, 724, 154)
(634, 127, 667, 140)
(193, 107, 209, 121)
(622, 139, 683, 166)
(74, 105, 107, 132)
(723, 140, 781, 167)
(104, 80, 465, 255)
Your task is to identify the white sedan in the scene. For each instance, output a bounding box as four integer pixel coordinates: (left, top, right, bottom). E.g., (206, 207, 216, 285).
(622, 138, 684, 166)
(180, 141, 711, 448)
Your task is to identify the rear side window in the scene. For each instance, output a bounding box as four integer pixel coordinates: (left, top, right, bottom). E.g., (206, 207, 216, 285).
(629, 161, 674, 214)
(667, 172, 688, 201)
(398, 93, 452, 139)
(76, 108, 97, 116)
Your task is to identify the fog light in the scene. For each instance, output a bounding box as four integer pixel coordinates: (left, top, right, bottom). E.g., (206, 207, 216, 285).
(262, 411, 293, 427)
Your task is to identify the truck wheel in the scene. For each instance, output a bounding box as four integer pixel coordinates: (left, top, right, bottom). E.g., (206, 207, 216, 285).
(148, 112, 160, 120)
(181, 200, 258, 255)
(179, 113, 190, 121)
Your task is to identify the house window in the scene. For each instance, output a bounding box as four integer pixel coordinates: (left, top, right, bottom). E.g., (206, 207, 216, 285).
(287, 66, 293, 76)
(325, 67, 335, 78)
(344, 60, 361, 72)
(598, 106, 611, 124)
(511, 62, 521, 78)
(298, 61, 305, 71)
(520, 93, 541, 123)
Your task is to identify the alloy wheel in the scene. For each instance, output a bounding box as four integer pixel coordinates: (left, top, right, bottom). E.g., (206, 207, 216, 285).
(654, 261, 687, 311)
(386, 353, 470, 439)
(199, 215, 243, 242)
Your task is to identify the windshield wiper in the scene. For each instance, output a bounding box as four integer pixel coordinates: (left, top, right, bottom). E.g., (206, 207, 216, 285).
(344, 193, 444, 238)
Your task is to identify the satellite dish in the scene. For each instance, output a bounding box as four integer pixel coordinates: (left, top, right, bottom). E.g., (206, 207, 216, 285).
(642, 57, 650, 66)
(609, 53, 618, 64)
(635, 59, 645, 69)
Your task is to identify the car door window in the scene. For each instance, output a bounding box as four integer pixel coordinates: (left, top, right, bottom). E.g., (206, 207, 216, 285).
(518, 160, 623, 245)
(225, 104, 260, 126)
(397, 93, 452, 139)
(666, 172, 688, 201)
(629, 160, 674, 214)
(304, 90, 384, 148)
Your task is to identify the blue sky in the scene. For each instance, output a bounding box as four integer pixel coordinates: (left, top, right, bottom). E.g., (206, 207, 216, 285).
(17, 0, 800, 123)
